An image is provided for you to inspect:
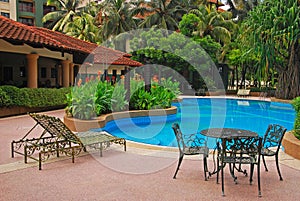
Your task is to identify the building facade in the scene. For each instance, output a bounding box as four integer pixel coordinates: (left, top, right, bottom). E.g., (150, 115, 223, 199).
(0, 0, 55, 27)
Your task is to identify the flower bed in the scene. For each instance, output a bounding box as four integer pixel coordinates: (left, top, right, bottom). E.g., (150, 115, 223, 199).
(64, 106, 177, 132)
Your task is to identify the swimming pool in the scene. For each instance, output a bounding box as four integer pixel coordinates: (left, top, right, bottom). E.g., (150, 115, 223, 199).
(94, 98, 295, 148)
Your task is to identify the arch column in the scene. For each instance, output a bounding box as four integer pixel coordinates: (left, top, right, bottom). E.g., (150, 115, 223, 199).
(69, 63, 74, 86)
(61, 59, 71, 87)
(26, 53, 39, 88)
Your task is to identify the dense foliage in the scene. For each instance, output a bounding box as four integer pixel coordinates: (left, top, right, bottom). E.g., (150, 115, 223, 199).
(0, 86, 70, 108)
(244, 0, 300, 99)
(65, 79, 181, 120)
(292, 97, 300, 140)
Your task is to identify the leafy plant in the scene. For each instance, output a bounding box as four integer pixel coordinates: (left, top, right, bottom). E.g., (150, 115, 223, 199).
(130, 88, 156, 110)
(66, 81, 98, 120)
(95, 81, 115, 115)
(160, 77, 181, 97)
(292, 97, 300, 140)
(111, 83, 128, 112)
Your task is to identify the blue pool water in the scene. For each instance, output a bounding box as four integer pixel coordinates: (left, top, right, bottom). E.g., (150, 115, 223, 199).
(94, 98, 295, 148)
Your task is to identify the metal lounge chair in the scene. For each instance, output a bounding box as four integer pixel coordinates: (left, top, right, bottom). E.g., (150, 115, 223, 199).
(11, 113, 126, 170)
(172, 123, 209, 180)
(261, 124, 287, 180)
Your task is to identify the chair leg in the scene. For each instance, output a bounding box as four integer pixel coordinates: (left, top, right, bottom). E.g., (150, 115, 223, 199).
(262, 155, 268, 171)
(203, 155, 208, 181)
(221, 162, 225, 196)
(173, 154, 184, 179)
(257, 164, 262, 197)
(216, 157, 220, 184)
(249, 164, 254, 185)
(275, 154, 283, 181)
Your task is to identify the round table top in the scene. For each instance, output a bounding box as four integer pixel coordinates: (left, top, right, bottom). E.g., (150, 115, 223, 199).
(200, 128, 258, 139)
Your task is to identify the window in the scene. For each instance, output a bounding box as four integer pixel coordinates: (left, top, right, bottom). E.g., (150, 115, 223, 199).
(0, 12, 10, 18)
(43, 5, 56, 15)
(19, 1, 34, 13)
(19, 17, 34, 26)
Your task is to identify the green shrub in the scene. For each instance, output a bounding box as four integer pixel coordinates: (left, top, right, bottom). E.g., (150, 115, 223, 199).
(66, 79, 181, 120)
(21, 88, 70, 107)
(130, 88, 156, 110)
(95, 81, 114, 115)
(129, 80, 178, 110)
(160, 77, 181, 97)
(0, 86, 69, 108)
(66, 81, 98, 120)
(0, 85, 26, 106)
(111, 83, 128, 112)
(292, 96, 300, 140)
(0, 88, 12, 107)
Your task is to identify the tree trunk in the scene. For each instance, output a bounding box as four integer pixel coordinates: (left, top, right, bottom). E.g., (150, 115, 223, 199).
(275, 40, 300, 99)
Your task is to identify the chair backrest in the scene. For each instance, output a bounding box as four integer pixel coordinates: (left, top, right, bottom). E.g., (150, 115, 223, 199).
(172, 123, 185, 153)
(29, 113, 83, 145)
(221, 137, 262, 163)
(263, 124, 287, 152)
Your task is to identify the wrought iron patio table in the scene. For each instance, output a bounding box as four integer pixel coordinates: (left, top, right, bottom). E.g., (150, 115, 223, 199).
(200, 128, 258, 179)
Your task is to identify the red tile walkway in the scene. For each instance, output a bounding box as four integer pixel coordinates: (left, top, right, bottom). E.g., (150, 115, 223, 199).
(1, 110, 300, 201)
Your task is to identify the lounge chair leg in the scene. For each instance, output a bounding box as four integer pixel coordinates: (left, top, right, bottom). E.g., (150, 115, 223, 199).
(124, 140, 127, 152)
(24, 145, 27, 164)
(39, 152, 42, 170)
(72, 147, 75, 163)
(11, 141, 15, 158)
(100, 142, 103, 157)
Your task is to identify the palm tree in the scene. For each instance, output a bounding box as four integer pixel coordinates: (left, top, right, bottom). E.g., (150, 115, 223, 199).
(188, 5, 236, 61)
(131, 0, 188, 31)
(96, 0, 136, 41)
(64, 12, 100, 43)
(43, 0, 83, 31)
(190, 5, 236, 44)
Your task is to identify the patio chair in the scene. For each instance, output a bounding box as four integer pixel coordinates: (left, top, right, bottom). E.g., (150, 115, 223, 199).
(172, 123, 209, 180)
(11, 113, 126, 170)
(218, 136, 263, 197)
(261, 124, 287, 180)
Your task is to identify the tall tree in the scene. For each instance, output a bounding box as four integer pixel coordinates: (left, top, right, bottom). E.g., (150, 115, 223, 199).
(96, 0, 136, 40)
(245, 0, 300, 99)
(64, 12, 100, 43)
(43, 0, 83, 31)
(131, 0, 188, 31)
(187, 5, 236, 61)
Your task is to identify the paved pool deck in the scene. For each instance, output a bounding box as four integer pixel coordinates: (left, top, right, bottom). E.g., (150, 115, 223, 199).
(0, 96, 300, 201)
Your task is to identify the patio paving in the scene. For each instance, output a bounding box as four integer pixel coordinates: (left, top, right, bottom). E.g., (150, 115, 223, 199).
(1, 109, 300, 201)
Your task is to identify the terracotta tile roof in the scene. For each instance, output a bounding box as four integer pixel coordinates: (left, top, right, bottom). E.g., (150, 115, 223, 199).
(0, 16, 142, 67)
(92, 47, 142, 67)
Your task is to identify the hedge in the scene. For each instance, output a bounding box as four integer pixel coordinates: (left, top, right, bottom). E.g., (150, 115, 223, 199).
(0, 85, 70, 108)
